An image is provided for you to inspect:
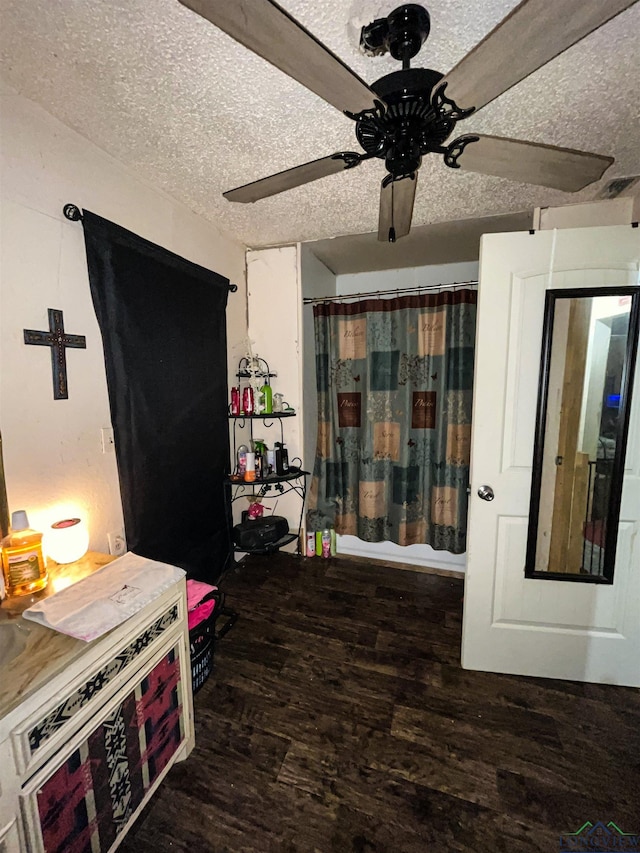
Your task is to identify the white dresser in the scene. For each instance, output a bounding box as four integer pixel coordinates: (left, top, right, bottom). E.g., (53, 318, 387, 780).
(0, 552, 194, 852)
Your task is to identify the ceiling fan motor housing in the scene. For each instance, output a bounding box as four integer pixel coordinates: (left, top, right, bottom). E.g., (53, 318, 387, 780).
(387, 5, 431, 62)
(360, 4, 431, 62)
(355, 68, 455, 179)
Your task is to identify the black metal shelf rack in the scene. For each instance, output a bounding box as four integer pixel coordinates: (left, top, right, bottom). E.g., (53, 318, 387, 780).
(225, 468, 309, 555)
(227, 404, 307, 554)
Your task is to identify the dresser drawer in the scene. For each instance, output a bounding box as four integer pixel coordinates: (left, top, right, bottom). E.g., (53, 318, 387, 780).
(11, 587, 186, 779)
(19, 634, 190, 853)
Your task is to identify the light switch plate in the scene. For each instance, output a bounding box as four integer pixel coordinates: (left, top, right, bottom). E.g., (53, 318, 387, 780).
(101, 427, 115, 453)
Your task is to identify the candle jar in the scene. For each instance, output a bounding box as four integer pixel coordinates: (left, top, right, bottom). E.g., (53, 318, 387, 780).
(46, 518, 90, 564)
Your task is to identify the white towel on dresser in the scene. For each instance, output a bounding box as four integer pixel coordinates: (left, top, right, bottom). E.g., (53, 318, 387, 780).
(23, 552, 185, 641)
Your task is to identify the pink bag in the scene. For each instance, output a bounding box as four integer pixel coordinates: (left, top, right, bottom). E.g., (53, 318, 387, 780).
(186, 579, 218, 631)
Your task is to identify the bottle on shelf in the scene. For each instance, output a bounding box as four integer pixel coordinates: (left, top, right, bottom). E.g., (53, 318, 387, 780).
(321, 529, 332, 559)
(244, 451, 256, 482)
(237, 444, 248, 478)
(314, 527, 336, 557)
(252, 438, 267, 456)
(275, 441, 289, 475)
(252, 439, 267, 479)
(266, 448, 275, 476)
(230, 386, 240, 415)
(306, 532, 315, 558)
(242, 386, 254, 415)
(260, 382, 273, 415)
(1, 510, 48, 597)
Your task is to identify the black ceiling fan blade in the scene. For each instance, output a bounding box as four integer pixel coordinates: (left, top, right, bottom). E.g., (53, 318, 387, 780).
(451, 135, 613, 192)
(224, 154, 360, 203)
(178, 0, 377, 114)
(437, 0, 639, 115)
(378, 175, 417, 242)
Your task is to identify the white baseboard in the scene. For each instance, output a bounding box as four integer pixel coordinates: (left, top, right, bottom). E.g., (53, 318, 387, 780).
(337, 535, 466, 574)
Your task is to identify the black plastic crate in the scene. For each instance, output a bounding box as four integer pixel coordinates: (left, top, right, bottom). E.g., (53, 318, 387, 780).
(188, 585, 237, 694)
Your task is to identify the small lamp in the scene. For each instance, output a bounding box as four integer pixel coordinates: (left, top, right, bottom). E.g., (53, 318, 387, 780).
(46, 518, 90, 564)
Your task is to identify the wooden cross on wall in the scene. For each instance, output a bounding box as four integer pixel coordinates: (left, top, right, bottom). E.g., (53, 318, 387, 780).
(24, 309, 87, 399)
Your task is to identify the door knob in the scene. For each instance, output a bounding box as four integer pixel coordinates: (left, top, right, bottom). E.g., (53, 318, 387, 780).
(477, 484, 495, 501)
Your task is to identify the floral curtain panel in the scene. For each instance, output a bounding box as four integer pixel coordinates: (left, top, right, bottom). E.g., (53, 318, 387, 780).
(307, 290, 477, 553)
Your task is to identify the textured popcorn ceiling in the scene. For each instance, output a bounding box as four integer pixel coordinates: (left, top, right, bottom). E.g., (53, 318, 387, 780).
(1, 0, 639, 253)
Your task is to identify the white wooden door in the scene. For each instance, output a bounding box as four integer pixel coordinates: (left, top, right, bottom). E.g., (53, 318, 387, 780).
(461, 225, 640, 687)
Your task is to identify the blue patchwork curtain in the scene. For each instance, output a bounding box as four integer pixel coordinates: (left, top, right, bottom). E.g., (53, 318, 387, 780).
(307, 290, 477, 553)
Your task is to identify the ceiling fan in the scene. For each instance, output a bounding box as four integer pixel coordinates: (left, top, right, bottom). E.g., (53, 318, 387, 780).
(178, 0, 637, 242)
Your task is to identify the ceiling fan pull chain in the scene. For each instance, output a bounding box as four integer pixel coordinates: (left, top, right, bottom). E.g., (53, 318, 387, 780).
(389, 182, 396, 243)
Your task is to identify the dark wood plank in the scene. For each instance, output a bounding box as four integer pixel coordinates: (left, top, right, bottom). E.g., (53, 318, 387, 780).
(119, 552, 640, 853)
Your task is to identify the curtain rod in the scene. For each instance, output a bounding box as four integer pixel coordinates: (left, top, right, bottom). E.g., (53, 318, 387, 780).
(302, 279, 478, 306)
(62, 203, 239, 292)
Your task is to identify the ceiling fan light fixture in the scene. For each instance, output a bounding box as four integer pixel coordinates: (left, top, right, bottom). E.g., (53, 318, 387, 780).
(386, 138, 422, 179)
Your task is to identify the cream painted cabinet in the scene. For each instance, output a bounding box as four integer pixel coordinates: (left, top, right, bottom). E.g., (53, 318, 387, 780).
(0, 818, 21, 852)
(0, 578, 194, 852)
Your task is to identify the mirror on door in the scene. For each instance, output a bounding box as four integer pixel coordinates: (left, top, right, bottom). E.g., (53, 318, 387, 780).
(525, 286, 640, 583)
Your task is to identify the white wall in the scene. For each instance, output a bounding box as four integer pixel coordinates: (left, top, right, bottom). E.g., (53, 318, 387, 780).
(536, 197, 638, 231)
(245, 246, 303, 548)
(337, 261, 479, 297)
(334, 260, 479, 572)
(0, 81, 247, 554)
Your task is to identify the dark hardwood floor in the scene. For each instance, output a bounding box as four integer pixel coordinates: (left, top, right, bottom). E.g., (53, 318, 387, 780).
(120, 553, 640, 853)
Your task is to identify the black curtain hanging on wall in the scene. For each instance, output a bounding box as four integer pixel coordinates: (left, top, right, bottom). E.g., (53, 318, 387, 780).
(81, 210, 231, 582)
